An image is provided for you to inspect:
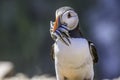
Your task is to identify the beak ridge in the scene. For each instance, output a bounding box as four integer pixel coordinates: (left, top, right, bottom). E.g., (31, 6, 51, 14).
(53, 16, 60, 32)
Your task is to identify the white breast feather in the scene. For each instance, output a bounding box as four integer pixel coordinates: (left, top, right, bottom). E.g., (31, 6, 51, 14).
(54, 38, 94, 79)
(54, 38, 92, 67)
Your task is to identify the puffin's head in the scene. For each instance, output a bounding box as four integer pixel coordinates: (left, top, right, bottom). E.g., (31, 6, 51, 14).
(50, 6, 80, 45)
(53, 6, 79, 32)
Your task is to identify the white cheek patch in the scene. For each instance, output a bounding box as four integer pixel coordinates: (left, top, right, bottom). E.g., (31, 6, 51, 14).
(62, 16, 79, 30)
(56, 10, 79, 30)
(61, 11, 79, 30)
(67, 17, 79, 30)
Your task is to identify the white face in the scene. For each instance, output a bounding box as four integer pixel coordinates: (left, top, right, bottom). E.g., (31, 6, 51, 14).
(56, 10, 79, 30)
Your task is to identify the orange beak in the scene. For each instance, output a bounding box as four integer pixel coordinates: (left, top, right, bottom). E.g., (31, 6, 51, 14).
(53, 16, 60, 32)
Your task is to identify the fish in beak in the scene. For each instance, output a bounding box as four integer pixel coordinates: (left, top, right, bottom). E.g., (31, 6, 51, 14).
(50, 16, 71, 46)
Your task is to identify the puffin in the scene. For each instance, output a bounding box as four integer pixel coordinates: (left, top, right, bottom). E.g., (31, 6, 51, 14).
(50, 6, 98, 80)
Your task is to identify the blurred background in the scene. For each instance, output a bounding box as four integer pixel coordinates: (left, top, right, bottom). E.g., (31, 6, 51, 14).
(0, 0, 120, 80)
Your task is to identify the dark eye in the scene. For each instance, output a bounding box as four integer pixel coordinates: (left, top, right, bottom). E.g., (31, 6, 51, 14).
(67, 13, 71, 18)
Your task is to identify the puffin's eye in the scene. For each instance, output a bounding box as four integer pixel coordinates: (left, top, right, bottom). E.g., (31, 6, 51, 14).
(67, 12, 71, 18)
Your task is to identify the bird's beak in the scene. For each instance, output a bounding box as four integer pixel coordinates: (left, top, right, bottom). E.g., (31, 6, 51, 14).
(53, 16, 60, 32)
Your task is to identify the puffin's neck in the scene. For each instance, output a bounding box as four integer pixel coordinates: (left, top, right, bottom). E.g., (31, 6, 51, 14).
(69, 25, 83, 38)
